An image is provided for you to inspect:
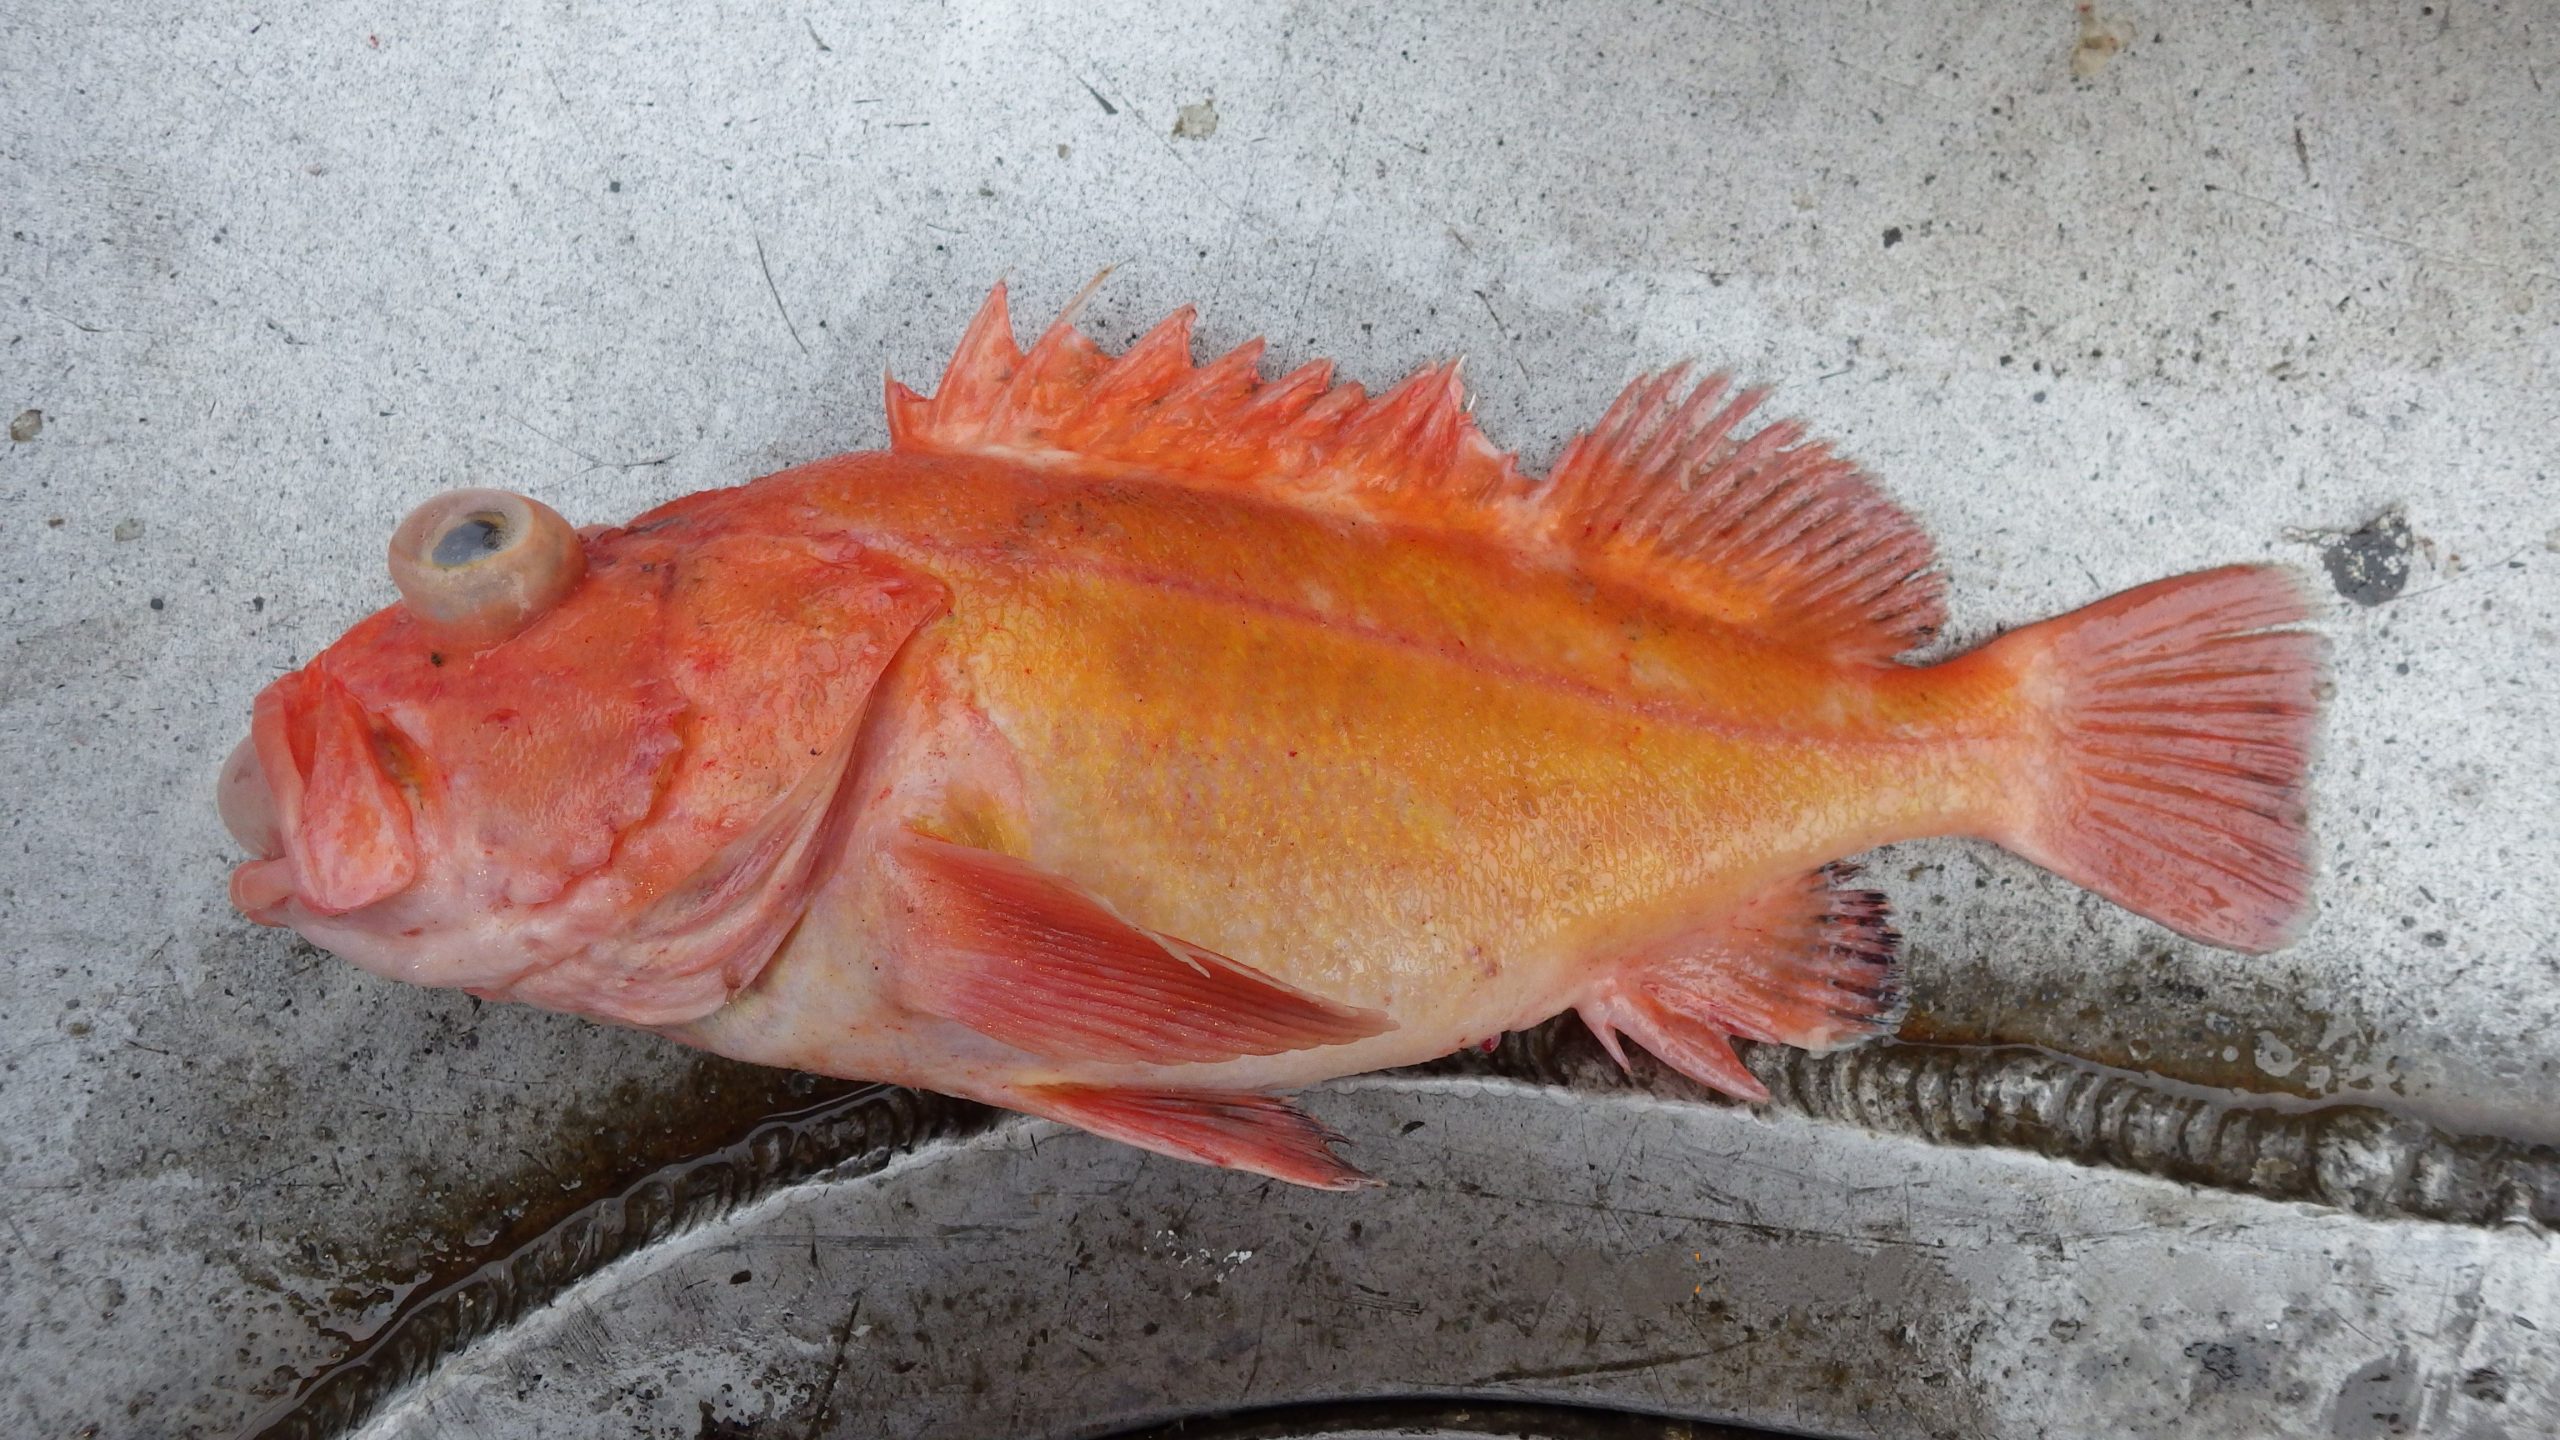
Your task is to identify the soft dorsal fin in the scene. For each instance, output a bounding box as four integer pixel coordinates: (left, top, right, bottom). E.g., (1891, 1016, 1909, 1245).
(887, 283, 1945, 664)
(1532, 367, 1945, 663)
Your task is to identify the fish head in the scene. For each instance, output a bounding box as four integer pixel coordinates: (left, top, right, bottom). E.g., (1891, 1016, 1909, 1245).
(220, 481, 943, 1025)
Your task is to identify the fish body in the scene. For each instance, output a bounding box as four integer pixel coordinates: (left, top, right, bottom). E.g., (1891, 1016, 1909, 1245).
(222, 285, 2321, 1186)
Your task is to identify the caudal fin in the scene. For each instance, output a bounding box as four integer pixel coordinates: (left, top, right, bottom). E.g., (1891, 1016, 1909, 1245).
(1986, 565, 2324, 953)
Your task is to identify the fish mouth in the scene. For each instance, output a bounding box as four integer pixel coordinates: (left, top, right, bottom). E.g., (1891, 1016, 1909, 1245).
(220, 672, 424, 923)
(221, 730, 298, 923)
(219, 733, 283, 860)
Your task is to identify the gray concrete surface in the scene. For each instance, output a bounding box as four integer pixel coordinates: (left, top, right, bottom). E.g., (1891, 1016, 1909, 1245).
(353, 1079, 2560, 1439)
(1, 1, 2553, 1434)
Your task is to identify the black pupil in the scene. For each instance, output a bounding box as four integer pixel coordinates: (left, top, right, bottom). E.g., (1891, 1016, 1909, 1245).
(433, 513, 511, 568)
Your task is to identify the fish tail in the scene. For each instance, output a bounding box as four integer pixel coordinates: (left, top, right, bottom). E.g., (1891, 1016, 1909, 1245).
(1979, 565, 2326, 953)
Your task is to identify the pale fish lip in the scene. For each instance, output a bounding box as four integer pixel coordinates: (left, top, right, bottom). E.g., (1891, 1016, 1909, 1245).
(222, 730, 297, 926)
(218, 733, 283, 860)
(229, 858, 297, 924)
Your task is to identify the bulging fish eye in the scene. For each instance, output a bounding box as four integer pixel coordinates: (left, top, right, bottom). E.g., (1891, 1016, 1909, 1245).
(388, 488, 586, 648)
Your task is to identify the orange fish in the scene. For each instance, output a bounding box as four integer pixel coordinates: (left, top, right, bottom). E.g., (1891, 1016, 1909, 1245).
(219, 283, 2323, 1188)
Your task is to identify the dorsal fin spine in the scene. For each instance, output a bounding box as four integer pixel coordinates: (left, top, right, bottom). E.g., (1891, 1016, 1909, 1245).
(1160, 338, 1264, 418)
(1419, 366, 1473, 473)
(1290, 380, 1366, 442)
(1357, 366, 1446, 460)
(1064, 312, 1194, 446)
(1235, 359, 1333, 436)
(943, 285, 1025, 430)
(1004, 316, 1102, 426)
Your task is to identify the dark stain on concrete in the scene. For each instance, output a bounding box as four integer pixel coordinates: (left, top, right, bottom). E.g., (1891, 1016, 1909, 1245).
(2318, 509, 2416, 606)
(1895, 941, 2364, 1105)
(2327, 1346, 2423, 1439)
(2185, 1335, 2277, 1395)
(81, 924, 862, 1433)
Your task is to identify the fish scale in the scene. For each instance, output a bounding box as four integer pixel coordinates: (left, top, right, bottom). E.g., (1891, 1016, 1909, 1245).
(221, 282, 2324, 1189)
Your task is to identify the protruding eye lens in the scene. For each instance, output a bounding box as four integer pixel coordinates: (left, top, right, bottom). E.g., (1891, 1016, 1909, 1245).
(430, 511, 512, 568)
(388, 488, 586, 648)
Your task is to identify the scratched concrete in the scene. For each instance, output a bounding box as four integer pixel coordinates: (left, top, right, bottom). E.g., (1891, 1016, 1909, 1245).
(0, 1, 2553, 1435)
(356, 1081, 2560, 1440)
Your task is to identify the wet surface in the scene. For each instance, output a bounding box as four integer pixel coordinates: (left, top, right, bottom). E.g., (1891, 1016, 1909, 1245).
(45, 923, 876, 1430)
(92, 935, 863, 1290)
(244, 1084, 992, 1440)
(1896, 950, 2400, 1110)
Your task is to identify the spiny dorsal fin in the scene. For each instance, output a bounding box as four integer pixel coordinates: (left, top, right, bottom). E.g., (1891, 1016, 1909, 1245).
(888, 284, 1944, 664)
(886, 283, 1524, 517)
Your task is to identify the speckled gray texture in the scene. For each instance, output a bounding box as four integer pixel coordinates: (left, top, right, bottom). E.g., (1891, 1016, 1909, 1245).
(2, 2, 2553, 1435)
(347, 1080, 2560, 1440)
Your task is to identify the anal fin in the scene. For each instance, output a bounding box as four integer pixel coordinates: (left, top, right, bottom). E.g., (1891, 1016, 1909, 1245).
(891, 830, 1393, 1064)
(1016, 1084, 1376, 1191)
(1578, 863, 1906, 1103)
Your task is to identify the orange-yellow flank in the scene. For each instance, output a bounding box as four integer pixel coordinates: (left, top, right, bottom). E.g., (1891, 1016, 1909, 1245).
(219, 283, 2322, 1186)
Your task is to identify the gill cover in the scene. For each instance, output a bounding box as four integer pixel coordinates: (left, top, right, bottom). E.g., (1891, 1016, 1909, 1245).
(285, 499, 945, 1021)
(478, 524, 952, 1024)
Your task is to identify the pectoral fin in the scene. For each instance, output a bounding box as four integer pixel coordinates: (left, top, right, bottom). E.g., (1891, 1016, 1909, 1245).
(1013, 1083, 1376, 1190)
(890, 830, 1393, 1065)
